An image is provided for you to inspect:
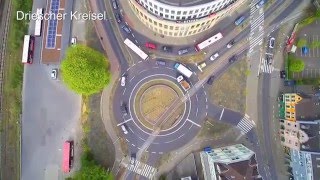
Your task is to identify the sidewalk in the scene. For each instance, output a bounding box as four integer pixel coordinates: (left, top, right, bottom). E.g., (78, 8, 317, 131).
(119, 0, 250, 46)
(88, 0, 124, 176)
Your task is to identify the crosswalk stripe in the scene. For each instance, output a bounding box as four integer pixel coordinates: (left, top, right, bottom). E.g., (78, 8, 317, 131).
(237, 116, 254, 134)
(125, 159, 157, 179)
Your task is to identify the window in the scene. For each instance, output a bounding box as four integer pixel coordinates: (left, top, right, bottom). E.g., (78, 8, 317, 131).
(159, 23, 162, 27)
(164, 25, 168, 29)
(189, 10, 193, 14)
(195, 9, 199, 13)
(160, 13, 163, 17)
(169, 26, 173, 30)
(177, 11, 181, 15)
(165, 14, 168, 18)
(149, 2, 152, 6)
(183, 11, 187, 15)
(160, 7, 163, 11)
(154, 5, 158, 9)
(171, 16, 174, 19)
(155, 10, 158, 14)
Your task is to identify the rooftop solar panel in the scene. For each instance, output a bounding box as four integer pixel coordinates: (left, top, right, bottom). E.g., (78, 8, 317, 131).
(45, 0, 60, 49)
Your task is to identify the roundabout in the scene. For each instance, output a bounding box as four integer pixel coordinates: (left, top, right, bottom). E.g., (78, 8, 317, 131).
(113, 59, 209, 154)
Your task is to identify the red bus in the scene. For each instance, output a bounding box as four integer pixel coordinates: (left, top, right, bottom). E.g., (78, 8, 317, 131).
(62, 141, 74, 173)
(22, 35, 35, 64)
(195, 32, 223, 51)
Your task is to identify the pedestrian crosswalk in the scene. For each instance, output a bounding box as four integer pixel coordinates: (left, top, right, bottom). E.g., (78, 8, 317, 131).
(260, 58, 274, 73)
(237, 114, 255, 134)
(125, 159, 157, 179)
(248, 1, 265, 53)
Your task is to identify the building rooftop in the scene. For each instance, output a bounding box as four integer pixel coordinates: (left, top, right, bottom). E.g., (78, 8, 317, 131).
(290, 150, 320, 180)
(215, 155, 261, 180)
(296, 94, 320, 121)
(299, 120, 320, 152)
(41, 0, 65, 64)
(311, 153, 320, 179)
(157, 0, 217, 7)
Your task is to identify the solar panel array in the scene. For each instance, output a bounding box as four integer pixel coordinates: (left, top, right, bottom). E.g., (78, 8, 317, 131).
(46, 0, 60, 48)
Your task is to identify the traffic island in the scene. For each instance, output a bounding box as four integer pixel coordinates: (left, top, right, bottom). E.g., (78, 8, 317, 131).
(133, 79, 185, 131)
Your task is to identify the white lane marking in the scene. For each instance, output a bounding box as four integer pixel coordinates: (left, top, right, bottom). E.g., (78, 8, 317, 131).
(132, 33, 135, 38)
(219, 108, 225, 120)
(159, 152, 163, 154)
(117, 118, 133, 126)
(196, 107, 198, 117)
(138, 60, 142, 64)
(151, 152, 156, 154)
(122, 88, 126, 95)
(125, 139, 129, 142)
(187, 119, 201, 127)
(132, 144, 136, 147)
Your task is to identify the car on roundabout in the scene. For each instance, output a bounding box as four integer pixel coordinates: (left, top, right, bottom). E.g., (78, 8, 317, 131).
(210, 52, 219, 61)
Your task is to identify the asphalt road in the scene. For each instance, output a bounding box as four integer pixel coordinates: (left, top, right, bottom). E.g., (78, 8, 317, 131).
(21, 0, 81, 180)
(95, 0, 303, 179)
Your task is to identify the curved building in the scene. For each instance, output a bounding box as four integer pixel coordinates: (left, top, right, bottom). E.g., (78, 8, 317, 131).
(128, 0, 246, 37)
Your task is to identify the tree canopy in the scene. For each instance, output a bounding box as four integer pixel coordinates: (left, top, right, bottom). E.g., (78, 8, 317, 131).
(289, 59, 304, 72)
(297, 38, 307, 48)
(61, 45, 111, 95)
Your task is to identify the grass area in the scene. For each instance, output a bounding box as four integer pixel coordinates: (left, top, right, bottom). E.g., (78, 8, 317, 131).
(197, 118, 232, 138)
(208, 59, 248, 113)
(0, 0, 32, 179)
(68, 95, 114, 180)
(177, 52, 205, 64)
(134, 79, 184, 130)
(141, 85, 177, 122)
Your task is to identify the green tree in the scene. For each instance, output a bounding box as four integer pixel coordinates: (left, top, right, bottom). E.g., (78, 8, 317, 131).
(297, 38, 307, 48)
(289, 59, 305, 72)
(61, 45, 111, 95)
(71, 150, 114, 180)
(316, 9, 320, 18)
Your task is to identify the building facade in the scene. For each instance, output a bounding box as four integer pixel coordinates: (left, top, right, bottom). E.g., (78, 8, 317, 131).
(128, 0, 246, 37)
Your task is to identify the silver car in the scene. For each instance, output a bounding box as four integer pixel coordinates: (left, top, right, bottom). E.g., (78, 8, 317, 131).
(178, 48, 189, 55)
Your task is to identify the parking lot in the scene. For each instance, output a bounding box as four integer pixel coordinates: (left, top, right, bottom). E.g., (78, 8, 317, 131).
(292, 19, 320, 79)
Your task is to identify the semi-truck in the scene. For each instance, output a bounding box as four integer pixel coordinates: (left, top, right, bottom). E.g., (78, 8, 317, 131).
(177, 75, 190, 91)
(174, 63, 193, 78)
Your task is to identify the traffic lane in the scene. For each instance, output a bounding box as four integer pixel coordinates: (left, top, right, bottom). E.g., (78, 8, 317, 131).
(96, 0, 129, 71)
(22, 64, 81, 179)
(147, 124, 200, 153)
(269, 0, 302, 25)
(260, 73, 278, 180)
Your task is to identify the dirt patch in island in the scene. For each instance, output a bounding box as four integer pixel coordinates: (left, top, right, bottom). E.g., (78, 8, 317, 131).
(197, 117, 233, 138)
(208, 59, 248, 113)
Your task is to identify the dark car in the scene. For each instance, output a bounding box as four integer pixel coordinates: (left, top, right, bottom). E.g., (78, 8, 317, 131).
(227, 40, 235, 48)
(162, 46, 172, 52)
(228, 55, 237, 63)
(280, 70, 286, 79)
(122, 25, 131, 34)
(130, 153, 136, 164)
(115, 13, 121, 23)
(156, 60, 166, 66)
(266, 55, 272, 65)
(120, 102, 128, 115)
(207, 76, 214, 85)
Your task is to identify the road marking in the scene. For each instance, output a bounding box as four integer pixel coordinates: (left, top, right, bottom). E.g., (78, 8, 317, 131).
(122, 88, 126, 95)
(117, 118, 133, 126)
(187, 119, 201, 127)
(132, 144, 135, 147)
(196, 107, 198, 117)
(125, 138, 129, 142)
(132, 33, 135, 38)
(219, 108, 225, 120)
(151, 152, 156, 154)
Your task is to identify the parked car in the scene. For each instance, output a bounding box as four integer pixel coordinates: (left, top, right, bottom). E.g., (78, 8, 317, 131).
(228, 55, 237, 63)
(115, 13, 121, 23)
(121, 125, 128, 134)
(227, 40, 235, 48)
(162, 46, 173, 52)
(266, 55, 272, 65)
(269, 37, 275, 48)
(112, 0, 118, 9)
(145, 42, 156, 49)
(122, 25, 131, 34)
(156, 60, 166, 66)
(120, 102, 128, 115)
(197, 61, 207, 72)
(51, 69, 57, 80)
(178, 48, 189, 55)
(121, 75, 126, 86)
(280, 70, 286, 79)
(207, 76, 214, 85)
(255, 0, 265, 9)
(210, 52, 219, 61)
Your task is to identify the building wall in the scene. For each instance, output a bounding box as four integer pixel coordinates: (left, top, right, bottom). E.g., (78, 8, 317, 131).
(284, 93, 303, 121)
(128, 0, 245, 37)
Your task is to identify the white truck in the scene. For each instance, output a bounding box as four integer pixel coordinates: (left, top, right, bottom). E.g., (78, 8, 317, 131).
(177, 75, 190, 91)
(174, 63, 193, 78)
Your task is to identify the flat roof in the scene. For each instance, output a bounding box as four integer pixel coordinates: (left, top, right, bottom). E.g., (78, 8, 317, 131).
(296, 94, 320, 121)
(41, 0, 66, 64)
(156, 0, 215, 7)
